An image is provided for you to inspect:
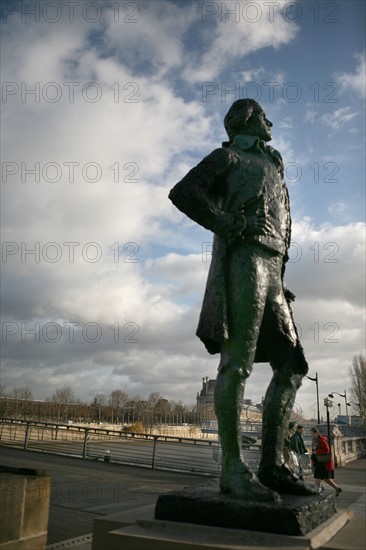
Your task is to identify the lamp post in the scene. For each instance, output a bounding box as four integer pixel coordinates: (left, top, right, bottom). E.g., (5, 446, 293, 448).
(328, 390, 351, 420)
(307, 372, 320, 424)
(324, 397, 333, 447)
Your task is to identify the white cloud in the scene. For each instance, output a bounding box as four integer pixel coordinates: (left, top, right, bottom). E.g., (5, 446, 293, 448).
(279, 116, 293, 129)
(305, 107, 317, 124)
(239, 67, 266, 83)
(335, 51, 366, 99)
(2, 215, 364, 417)
(182, 1, 299, 82)
(104, 1, 198, 78)
(287, 220, 365, 305)
(145, 252, 208, 295)
(1, 21, 214, 253)
(327, 201, 347, 218)
(321, 106, 359, 130)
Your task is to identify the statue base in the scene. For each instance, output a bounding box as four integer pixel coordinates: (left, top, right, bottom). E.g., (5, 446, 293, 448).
(99, 509, 350, 550)
(155, 481, 337, 536)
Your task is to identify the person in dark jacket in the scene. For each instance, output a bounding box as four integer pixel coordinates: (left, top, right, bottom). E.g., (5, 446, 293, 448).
(310, 427, 342, 495)
(290, 425, 307, 454)
(284, 421, 297, 465)
(290, 424, 308, 479)
(169, 99, 316, 500)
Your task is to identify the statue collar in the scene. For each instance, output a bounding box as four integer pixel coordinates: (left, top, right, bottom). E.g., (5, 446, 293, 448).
(222, 134, 284, 173)
(222, 134, 266, 151)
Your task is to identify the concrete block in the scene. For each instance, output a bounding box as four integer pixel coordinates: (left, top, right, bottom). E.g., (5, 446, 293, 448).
(0, 467, 50, 550)
(0, 475, 25, 543)
(0, 534, 48, 549)
(22, 475, 51, 539)
(92, 504, 155, 550)
(99, 511, 351, 550)
(104, 520, 309, 549)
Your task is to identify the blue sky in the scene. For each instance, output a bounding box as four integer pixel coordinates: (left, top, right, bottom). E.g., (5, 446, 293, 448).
(1, 0, 365, 421)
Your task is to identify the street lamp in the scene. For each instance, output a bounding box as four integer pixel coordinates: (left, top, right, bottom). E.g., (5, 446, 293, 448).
(328, 390, 351, 419)
(323, 397, 333, 447)
(307, 372, 320, 423)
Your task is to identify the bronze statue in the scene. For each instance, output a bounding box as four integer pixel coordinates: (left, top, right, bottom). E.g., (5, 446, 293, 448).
(169, 99, 316, 501)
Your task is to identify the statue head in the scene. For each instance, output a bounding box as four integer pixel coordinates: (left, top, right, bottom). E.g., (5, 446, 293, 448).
(224, 99, 273, 142)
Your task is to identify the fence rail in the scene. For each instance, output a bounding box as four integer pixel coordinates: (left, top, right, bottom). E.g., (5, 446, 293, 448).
(0, 418, 262, 476)
(1, 418, 364, 473)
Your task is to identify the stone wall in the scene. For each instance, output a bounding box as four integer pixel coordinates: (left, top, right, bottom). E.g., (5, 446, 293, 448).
(332, 426, 366, 467)
(0, 466, 51, 550)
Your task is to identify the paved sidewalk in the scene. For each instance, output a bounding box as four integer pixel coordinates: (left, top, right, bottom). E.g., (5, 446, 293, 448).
(317, 456, 365, 550)
(1, 446, 364, 549)
(0, 446, 207, 547)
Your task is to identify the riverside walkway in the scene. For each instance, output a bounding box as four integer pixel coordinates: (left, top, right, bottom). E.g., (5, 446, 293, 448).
(0, 446, 364, 549)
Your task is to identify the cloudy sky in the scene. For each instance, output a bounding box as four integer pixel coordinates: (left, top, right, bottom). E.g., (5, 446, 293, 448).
(1, 0, 365, 420)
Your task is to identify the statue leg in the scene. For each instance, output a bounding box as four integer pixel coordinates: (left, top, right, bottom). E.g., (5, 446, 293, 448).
(260, 359, 303, 473)
(214, 367, 245, 473)
(257, 325, 317, 494)
(251, 263, 317, 495)
(214, 246, 279, 501)
(215, 366, 279, 501)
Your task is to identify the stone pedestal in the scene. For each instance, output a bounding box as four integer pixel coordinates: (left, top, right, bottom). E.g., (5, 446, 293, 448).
(0, 465, 51, 550)
(96, 511, 350, 550)
(155, 481, 336, 536)
(92, 485, 350, 550)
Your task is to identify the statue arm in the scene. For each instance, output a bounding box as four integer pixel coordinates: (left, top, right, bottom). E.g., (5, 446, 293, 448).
(281, 183, 294, 303)
(169, 148, 241, 238)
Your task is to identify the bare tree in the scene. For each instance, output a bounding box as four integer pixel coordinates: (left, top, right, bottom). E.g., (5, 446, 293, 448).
(349, 353, 366, 423)
(93, 393, 107, 423)
(109, 389, 129, 424)
(12, 386, 33, 418)
(168, 400, 186, 425)
(155, 398, 169, 424)
(0, 385, 9, 417)
(12, 386, 33, 400)
(145, 392, 162, 433)
(51, 386, 75, 422)
(127, 395, 144, 424)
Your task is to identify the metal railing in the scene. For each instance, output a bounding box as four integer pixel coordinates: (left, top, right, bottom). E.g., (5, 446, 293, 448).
(0, 418, 261, 476)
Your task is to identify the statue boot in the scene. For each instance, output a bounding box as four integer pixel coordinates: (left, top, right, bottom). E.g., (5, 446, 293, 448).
(257, 369, 317, 495)
(215, 370, 280, 502)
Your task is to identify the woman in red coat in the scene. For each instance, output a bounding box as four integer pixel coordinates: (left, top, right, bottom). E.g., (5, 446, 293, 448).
(310, 427, 342, 495)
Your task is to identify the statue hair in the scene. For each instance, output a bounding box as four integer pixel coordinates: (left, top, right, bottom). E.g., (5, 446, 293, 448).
(224, 98, 263, 141)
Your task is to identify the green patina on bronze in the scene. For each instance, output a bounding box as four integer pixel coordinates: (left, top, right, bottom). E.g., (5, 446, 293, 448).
(169, 99, 317, 500)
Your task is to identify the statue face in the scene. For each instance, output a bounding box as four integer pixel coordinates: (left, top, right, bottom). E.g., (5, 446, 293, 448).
(241, 110, 273, 142)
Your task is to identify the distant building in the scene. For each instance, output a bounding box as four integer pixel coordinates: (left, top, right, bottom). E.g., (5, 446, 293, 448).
(196, 377, 262, 423)
(196, 377, 216, 421)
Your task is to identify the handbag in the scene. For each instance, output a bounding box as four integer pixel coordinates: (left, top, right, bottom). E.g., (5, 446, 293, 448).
(316, 453, 331, 463)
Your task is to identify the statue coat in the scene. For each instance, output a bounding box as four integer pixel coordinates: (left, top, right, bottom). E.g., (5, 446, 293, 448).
(169, 134, 292, 360)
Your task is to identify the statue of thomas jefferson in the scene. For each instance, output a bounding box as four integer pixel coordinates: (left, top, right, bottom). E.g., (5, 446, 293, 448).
(169, 99, 316, 501)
